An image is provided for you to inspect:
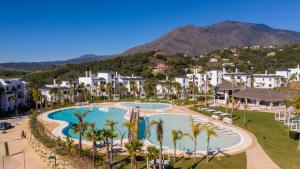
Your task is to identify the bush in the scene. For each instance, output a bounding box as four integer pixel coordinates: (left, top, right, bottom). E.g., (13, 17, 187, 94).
(289, 131, 300, 140)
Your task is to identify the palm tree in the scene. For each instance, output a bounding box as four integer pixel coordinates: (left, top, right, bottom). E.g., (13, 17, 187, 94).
(12, 86, 18, 118)
(171, 82, 181, 98)
(147, 119, 164, 169)
(105, 83, 112, 100)
(0, 85, 5, 113)
(164, 80, 172, 99)
(102, 129, 116, 169)
(204, 125, 218, 163)
(129, 81, 138, 98)
(125, 139, 144, 169)
(123, 120, 138, 141)
(71, 111, 89, 158)
(147, 146, 159, 169)
(189, 75, 197, 103)
(105, 119, 118, 164)
(32, 88, 41, 112)
(144, 80, 156, 97)
(171, 130, 184, 163)
(190, 117, 203, 164)
(84, 121, 102, 169)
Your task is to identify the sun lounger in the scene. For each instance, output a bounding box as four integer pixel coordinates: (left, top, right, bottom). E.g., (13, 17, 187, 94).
(211, 114, 220, 120)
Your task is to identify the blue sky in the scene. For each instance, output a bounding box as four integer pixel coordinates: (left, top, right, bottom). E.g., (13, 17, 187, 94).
(0, 0, 299, 63)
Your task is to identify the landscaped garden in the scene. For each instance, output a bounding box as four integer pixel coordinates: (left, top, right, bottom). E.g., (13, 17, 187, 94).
(194, 106, 300, 169)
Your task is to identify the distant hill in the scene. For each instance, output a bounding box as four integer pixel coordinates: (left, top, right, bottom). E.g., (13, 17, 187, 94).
(123, 21, 300, 56)
(0, 54, 112, 71)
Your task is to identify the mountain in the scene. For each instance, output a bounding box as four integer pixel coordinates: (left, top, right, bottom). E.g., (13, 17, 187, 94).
(123, 21, 300, 56)
(0, 54, 111, 71)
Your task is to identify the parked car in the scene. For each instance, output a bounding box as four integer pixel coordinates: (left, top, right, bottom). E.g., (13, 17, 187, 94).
(0, 122, 12, 130)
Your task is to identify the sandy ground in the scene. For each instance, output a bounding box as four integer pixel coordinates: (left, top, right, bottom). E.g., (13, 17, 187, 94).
(0, 116, 47, 169)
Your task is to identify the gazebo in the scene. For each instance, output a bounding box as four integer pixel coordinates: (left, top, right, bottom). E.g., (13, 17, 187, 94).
(214, 81, 242, 104)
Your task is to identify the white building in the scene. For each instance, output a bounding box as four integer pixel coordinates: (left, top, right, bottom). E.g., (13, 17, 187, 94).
(175, 75, 189, 89)
(207, 69, 223, 86)
(0, 78, 28, 112)
(40, 79, 76, 102)
(222, 68, 251, 87)
(117, 74, 146, 94)
(275, 64, 300, 82)
(253, 71, 284, 89)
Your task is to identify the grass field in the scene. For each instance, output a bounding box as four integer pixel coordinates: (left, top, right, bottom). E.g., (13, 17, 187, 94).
(194, 107, 300, 169)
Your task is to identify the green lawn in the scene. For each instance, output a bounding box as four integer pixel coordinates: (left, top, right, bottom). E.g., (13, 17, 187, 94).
(114, 153, 246, 169)
(194, 107, 300, 169)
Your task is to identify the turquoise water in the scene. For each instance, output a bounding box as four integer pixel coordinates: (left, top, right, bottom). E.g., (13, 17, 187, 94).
(121, 102, 171, 109)
(48, 107, 130, 140)
(146, 114, 241, 152)
(48, 107, 241, 151)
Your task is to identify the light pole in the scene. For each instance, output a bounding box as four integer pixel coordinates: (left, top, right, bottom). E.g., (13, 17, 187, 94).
(48, 156, 57, 169)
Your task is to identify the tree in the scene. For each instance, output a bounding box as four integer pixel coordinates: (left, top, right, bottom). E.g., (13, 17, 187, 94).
(32, 88, 41, 112)
(147, 119, 164, 169)
(189, 75, 197, 103)
(71, 111, 89, 158)
(123, 120, 138, 141)
(105, 119, 118, 164)
(189, 117, 203, 164)
(102, 129, 116, 169)
(171, 82, 181, 98)
(171, 130, 184, 163)
(125, 139, 144, 169)
(204, 125, 218, 163)
(130, 81, 138, 98)
(0, 85, 4, 113)
(144, 80, 157, 97)
(105, 83, 112, 100)
(11, 86, 18, 117)
(164, 80, 172, 99)
(85, 121, 103, 169)
(147, 146, 159, 169)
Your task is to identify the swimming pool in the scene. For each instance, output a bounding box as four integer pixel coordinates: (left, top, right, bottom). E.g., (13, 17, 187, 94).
(146, 114, 242, 152)
(120, 102, 171, 110)
(47, 106, 243, 152)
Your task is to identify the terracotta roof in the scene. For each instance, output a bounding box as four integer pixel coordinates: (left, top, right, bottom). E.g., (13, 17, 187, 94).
(234, 88, 287, 102)
(215, 81, 241, 91)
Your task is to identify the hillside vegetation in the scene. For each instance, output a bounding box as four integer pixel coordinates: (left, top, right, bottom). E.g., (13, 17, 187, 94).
(0, 45, 300, 88)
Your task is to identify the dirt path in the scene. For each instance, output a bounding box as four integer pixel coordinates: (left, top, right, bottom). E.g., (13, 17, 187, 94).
(0, 117, 48, 169)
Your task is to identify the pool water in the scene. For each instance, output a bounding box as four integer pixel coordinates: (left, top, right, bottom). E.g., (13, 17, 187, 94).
(146, 114, 241, 152)
(121, 102, 171, 110)
(48, 107, 131, 140)
(48, 106, 241, 152)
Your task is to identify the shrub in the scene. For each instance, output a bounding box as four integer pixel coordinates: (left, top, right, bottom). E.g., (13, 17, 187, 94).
(289, 131, 300, 140)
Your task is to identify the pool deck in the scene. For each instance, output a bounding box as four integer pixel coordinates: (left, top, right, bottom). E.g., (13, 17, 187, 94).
(39, 102, 255, 157)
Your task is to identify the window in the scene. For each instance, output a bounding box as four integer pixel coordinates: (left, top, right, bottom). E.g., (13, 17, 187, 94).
(269, 78, 272, 81)
(269, 84, 272, 88)
(237, 76, 241, 79)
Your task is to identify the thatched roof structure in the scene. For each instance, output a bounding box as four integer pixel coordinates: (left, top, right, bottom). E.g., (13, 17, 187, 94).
(234, 88, 287, 102)
(215, 81, 241, 91)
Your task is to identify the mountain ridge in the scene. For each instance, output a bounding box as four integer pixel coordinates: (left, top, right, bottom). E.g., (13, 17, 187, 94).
(122, 21, 300, 56)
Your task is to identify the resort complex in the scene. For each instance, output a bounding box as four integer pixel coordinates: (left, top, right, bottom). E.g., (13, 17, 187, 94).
(1, 61, 300, 169)
(1, 2, 300, 168)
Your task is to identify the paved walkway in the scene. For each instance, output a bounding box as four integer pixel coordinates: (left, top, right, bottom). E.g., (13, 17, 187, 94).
(246, 143, 281, 169)
(0, 117, 47, 169)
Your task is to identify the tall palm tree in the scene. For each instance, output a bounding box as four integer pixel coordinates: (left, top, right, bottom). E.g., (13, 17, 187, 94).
(0, 85, 5, 113)
(171, 82, 181, 98)
(129, 81, 138, 98)
(190, 117, 203, 164)
(189, 75, 197, 103)
(85, 121, 103, 169)
(204, 125, 218, 163)
(147, 119, 164, 169)
(71, 111, 89, 158)
(102, 129, 116, 169)
(171, 130, 184, 163)
(164, 80, 172, 99)
(12, 86, 18, 117)
(123, 120, 138, 141)
(147, 146, 159, 169)
(105, 119, 118, 164)
(125, 139, 144, 169)
(105, 83, 112, 100)
(32, 88, 41, 112)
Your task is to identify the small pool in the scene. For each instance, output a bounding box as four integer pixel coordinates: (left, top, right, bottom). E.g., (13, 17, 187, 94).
(146, 114, 242, 152)
(120, 102, 171, 110)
